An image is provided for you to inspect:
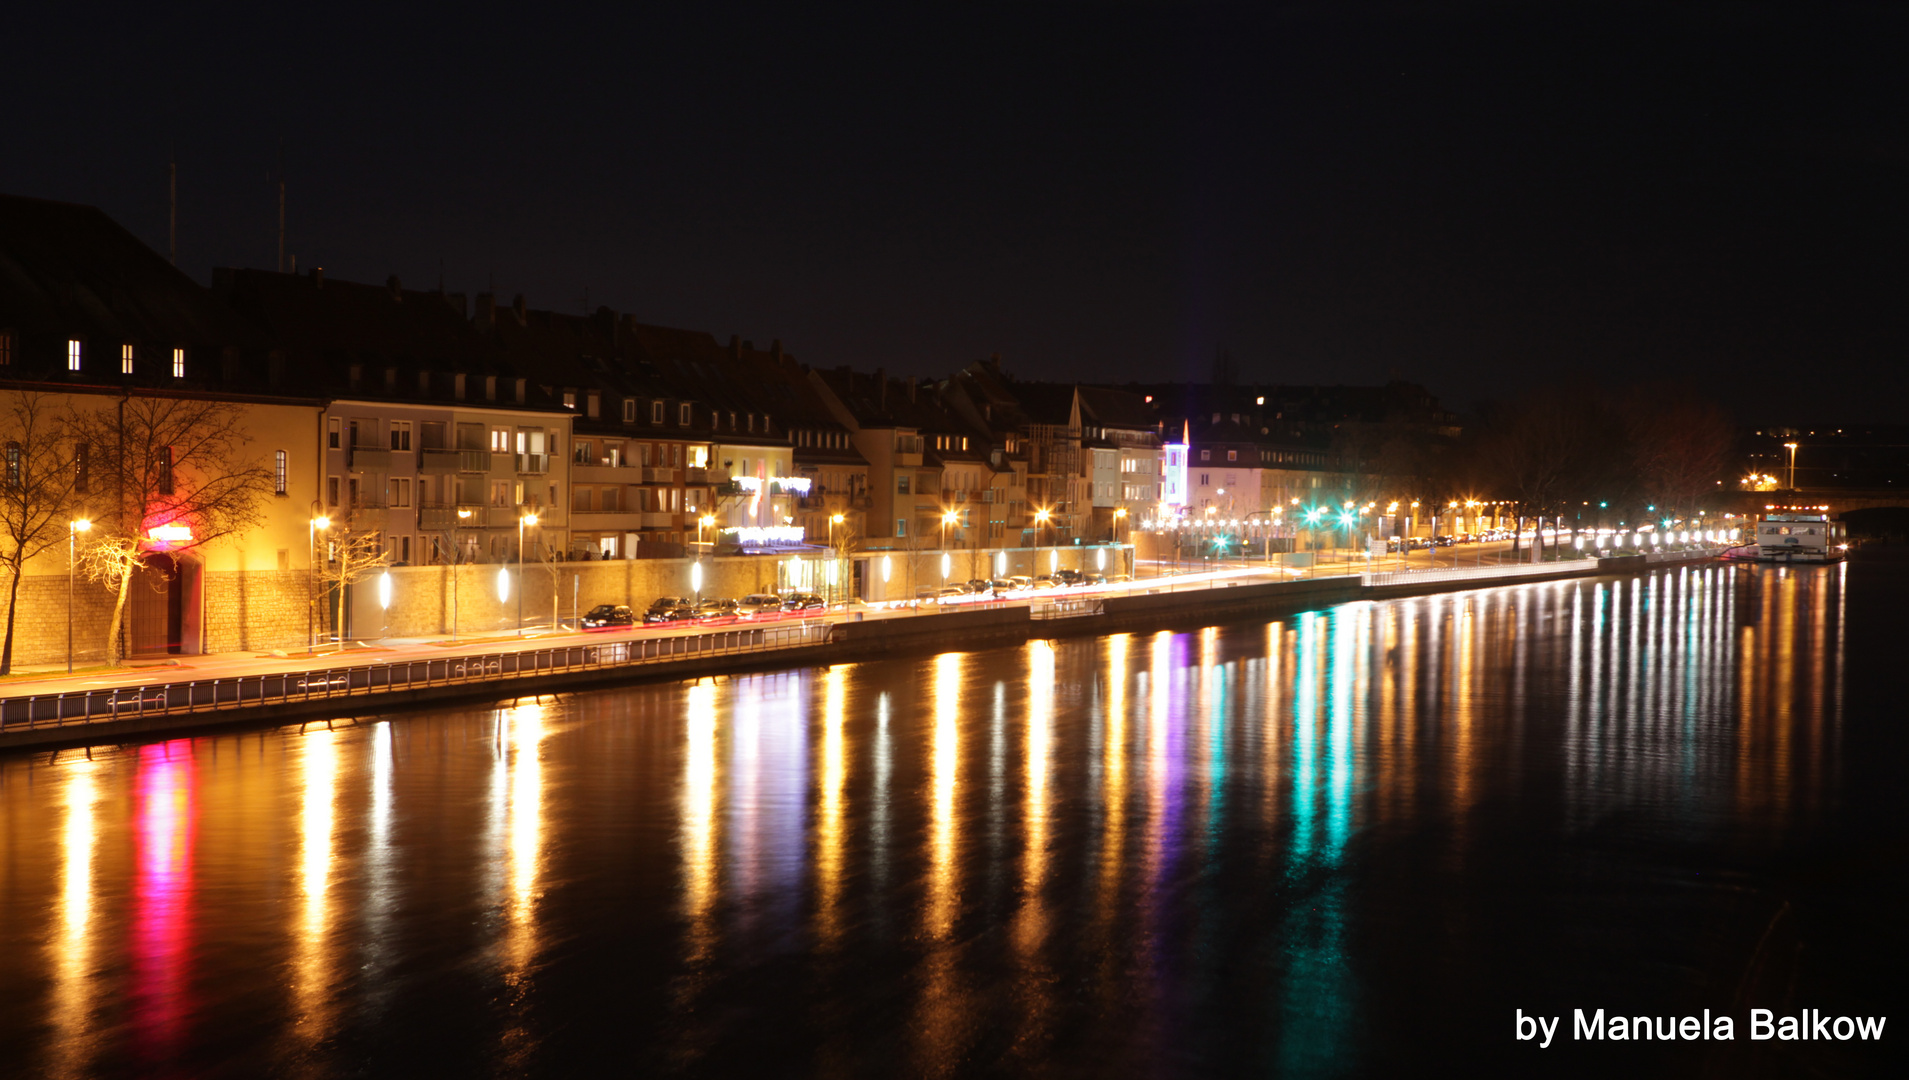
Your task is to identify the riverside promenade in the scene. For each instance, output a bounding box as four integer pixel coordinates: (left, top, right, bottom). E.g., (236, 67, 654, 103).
(0, 545, 1725, 751)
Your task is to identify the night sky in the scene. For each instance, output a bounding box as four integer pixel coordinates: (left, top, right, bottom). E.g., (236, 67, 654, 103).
(7, 2, 1902, 421)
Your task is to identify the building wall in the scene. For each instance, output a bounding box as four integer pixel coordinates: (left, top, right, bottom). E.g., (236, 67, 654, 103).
(1, 395, 323, 666)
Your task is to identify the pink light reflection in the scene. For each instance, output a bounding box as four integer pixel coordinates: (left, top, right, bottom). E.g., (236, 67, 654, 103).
(131, 740, 197, 1062)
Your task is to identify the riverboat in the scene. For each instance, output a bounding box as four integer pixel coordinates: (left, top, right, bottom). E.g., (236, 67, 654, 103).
(1751, 506, 1847, 563)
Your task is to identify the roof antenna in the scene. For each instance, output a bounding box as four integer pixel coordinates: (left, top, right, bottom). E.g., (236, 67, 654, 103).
(168, 147, 178, 267)
(275, 141, 289, 273)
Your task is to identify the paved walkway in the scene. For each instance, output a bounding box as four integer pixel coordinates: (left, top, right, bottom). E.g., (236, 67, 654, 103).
(0, 538, 1554, 701)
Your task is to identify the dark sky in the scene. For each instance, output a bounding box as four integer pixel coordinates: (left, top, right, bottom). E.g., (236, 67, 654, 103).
(6, 2, 1903, 421)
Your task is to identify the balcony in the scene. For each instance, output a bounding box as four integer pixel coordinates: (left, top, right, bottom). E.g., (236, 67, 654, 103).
(457, 449, 494, 473)
(684, 466, 707, 484)
(640, 512, 678, 528)
(348, 445, 393, 471)
(418, 503, 468, 530)
(419, 448, 460, 473)
(515, 452, 549, 475)
(642, 466, 678, 484)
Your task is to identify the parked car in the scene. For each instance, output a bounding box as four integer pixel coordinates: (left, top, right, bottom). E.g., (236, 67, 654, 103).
(692, 598, 739, 620)
(935, 585, 967, 601)
(989, 577, 1016, 594)
(736, 594, 784, 617)
(1032, 575, 1061, 589)
(966, 579, 993, 595)
(782, 592, 827, 612)
(643, 597, 694, 624)
(1054, 568, 1083, 585)
(1007, 576, 1034, 591)
(1082, 572, 1107, 586)
(581, 604, 635, 629)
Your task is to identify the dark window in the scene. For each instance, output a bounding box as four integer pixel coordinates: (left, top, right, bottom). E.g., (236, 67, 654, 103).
(156, 446, 174, 495)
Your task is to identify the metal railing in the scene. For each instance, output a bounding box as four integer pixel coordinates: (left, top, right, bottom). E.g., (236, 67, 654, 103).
(0, 622, 832, 734)
(1031, 597, 1104, 620)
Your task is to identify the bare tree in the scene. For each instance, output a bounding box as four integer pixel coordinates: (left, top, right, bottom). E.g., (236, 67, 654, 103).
(0, 392, 85, 674)
(828, 514, 860, 603)
(317, 512, 394, 643)
(1626, 389, 1736, 520)
(72, 395, 274, 665)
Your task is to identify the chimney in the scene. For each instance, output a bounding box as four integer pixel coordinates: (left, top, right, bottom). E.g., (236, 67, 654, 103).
(729, 335, 742, 359)
(906, 376, 917, 402)
(312, 267, 324, 289)
(387, 275, 402, 300)
(512, 294, 526, 323)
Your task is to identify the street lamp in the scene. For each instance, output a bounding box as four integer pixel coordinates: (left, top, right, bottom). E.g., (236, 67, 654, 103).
(698, 513, 715, 547)
(308, 509, 330, 651)
(829, 512, 845, 602)
(452, 507, 473, 642)
(1035, 507, 1051, 575)
(518, 511, 538, 634)
(67, 518, 91, 673)
(1784, 442, 1799, 490)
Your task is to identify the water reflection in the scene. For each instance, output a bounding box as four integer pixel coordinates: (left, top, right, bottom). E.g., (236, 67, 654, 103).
(131, 740, 196, 1062)
(0, 561, 1863, 1077)
(294, 727, 339, 1046)
(47, 756, 101, 1079)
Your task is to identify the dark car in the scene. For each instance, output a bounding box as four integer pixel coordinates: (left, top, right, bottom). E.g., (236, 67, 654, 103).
(1082, 572, 1107, 586)
(782, 592, 827, 612)
(966, 579, 993, 595)
(1054, 569, 1083, 585)
(581, 604, 635, 629)
(642, 597, 694, 624)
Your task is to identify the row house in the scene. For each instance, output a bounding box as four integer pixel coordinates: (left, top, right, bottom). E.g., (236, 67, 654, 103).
(2, 196, 327, 661)
(1077, 385, 1163, 540)
(811, 368, 993, 548)
(218, 270, 574, 565)
(484, 305, 719, 558)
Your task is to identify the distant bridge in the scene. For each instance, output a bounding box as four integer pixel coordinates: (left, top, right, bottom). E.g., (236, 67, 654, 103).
(1721, 490, 1909, 515)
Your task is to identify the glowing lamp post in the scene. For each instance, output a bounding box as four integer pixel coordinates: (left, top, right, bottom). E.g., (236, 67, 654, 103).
(829, 513, 845, 603)
(1784, 442, 1799, 490)
(1035, 508, 1052, 576)
(67, 518, 91, 673)
(308, 510, 330, 651)
(517, 511, 538, 635)
(452, 508, 473, 642)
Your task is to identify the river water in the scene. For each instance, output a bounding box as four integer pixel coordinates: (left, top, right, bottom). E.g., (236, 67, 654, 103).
(2, 555, 1903, 1078)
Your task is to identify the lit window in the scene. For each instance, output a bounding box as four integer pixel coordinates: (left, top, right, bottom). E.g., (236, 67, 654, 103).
(172, 347, 185, 378)
(274, 450, 287, 494)
(122, 344, 134, 374)
(563, 390, 577, 409)
(67, 340, 82, 371)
